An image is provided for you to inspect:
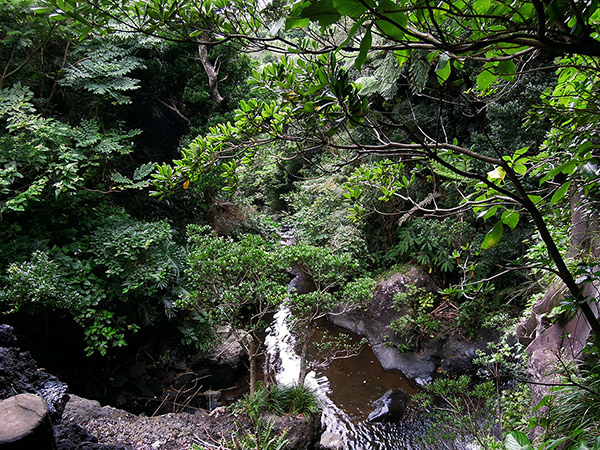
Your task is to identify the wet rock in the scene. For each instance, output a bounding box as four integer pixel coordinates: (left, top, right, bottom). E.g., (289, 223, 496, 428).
(319, 432, 344, 450)
(187, 330, 247, 388)
(0, 393, 56, 449)
(265, 413, 321, 450)
(367, 389, 411, 423)
(0, 325, 69, 422)
(440, 330, 497, 375)
(288, 266, 317, 295)
(0, 325, 18, 347)
(328, 269, 498, 381)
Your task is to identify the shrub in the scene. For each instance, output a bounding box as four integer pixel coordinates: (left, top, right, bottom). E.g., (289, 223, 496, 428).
(235, 384, 320, 422)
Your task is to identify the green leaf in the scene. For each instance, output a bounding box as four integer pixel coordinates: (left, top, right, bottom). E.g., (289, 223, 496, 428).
(501, 210, 520, 229)
(299, 0, 342, 27)
(487, 166, 506, 181)
(355, 27, 372, 69)
(375, 0, 407, 41)
(497, 60, 516, 81)
(550, 180, 571, 206)
(505, 431, 533, 450)
(477, 69, 497, 91)
(481, 221, 503, 250)
(513, 164, 527, 174)
(539, 160, 577, 185)
(473, 0, 491, 14)
(435, 53, 451, 84)
(333, 0, 372, 17)
(285, 16, 310, 28)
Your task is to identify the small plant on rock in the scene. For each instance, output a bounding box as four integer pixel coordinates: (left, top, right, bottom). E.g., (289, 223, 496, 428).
(390, 283, 440, 351)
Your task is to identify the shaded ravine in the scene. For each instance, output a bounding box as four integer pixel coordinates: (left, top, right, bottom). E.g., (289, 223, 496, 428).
(265, 301, 431, 449)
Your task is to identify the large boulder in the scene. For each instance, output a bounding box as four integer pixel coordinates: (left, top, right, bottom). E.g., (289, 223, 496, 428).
(367, 389, 411, 423)
(328, 269, 497, 382)
(0, 393, 56, 449)
(0, 325, 68, 422)
(264, 413, 321, 450)
(518, 275, 600, 436)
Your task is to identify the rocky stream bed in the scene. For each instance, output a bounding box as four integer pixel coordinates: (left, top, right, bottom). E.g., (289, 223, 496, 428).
(0, 323, 319, 450)
(1, 268, 510, 449)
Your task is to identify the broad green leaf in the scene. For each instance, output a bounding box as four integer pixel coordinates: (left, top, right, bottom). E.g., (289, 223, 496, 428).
(539, 160, 576, 185)
(501, 210, 520, 229)
(285, 16, 310, 28)
(375, 0, 407, 41)
(299, 0, 342, 27)
(436, 53, 451, 84)
(528, 194, 542, 205)
(482, 221, 503, 250)
(497, 60, 516, 81)
(550, 180, 571, 206)
(477, 69, 496, 91)
(483, 205, 499, 220)
(513, 164, 527, 174)
(473, 0, 491, 14)
(355, 27, 372, 68)
(333, 0, 372, 17)
(395, 49, 412, 69)
(505, 431, 533, 450)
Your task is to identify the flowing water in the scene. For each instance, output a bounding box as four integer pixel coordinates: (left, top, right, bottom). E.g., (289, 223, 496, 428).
(265, 306, 432, 449)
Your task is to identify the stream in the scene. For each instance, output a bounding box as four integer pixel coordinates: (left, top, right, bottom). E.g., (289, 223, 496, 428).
(265, 305, 431, 449)
(270, 229, 431, 449)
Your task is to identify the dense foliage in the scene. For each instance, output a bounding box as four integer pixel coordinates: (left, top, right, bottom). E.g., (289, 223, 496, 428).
(2, 0, 600, 448)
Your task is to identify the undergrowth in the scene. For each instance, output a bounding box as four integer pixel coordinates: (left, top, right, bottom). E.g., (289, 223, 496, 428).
(234, 384, 320, 422)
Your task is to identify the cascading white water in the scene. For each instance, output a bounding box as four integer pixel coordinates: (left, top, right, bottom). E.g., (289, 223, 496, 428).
(271, 228, 430, 448)
(265, 303, 430, 450)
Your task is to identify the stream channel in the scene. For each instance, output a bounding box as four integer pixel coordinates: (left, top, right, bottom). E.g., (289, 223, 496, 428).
(265, 306, 431, 449)
(267, 229, 431, 449)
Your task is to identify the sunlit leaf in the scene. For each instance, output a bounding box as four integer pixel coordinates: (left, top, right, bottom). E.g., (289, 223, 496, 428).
(477, 69, 496, 91)
(481, 221, 503, 250)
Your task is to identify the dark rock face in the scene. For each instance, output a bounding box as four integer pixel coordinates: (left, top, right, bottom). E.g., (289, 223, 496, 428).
(328, 269, 498, 382)
(0, 325, 69, 422)
(265, 413, 321, 450)
(367, 389, 411, 423)
(54, 423, 126, 450)
(0, 324, 18, 347)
